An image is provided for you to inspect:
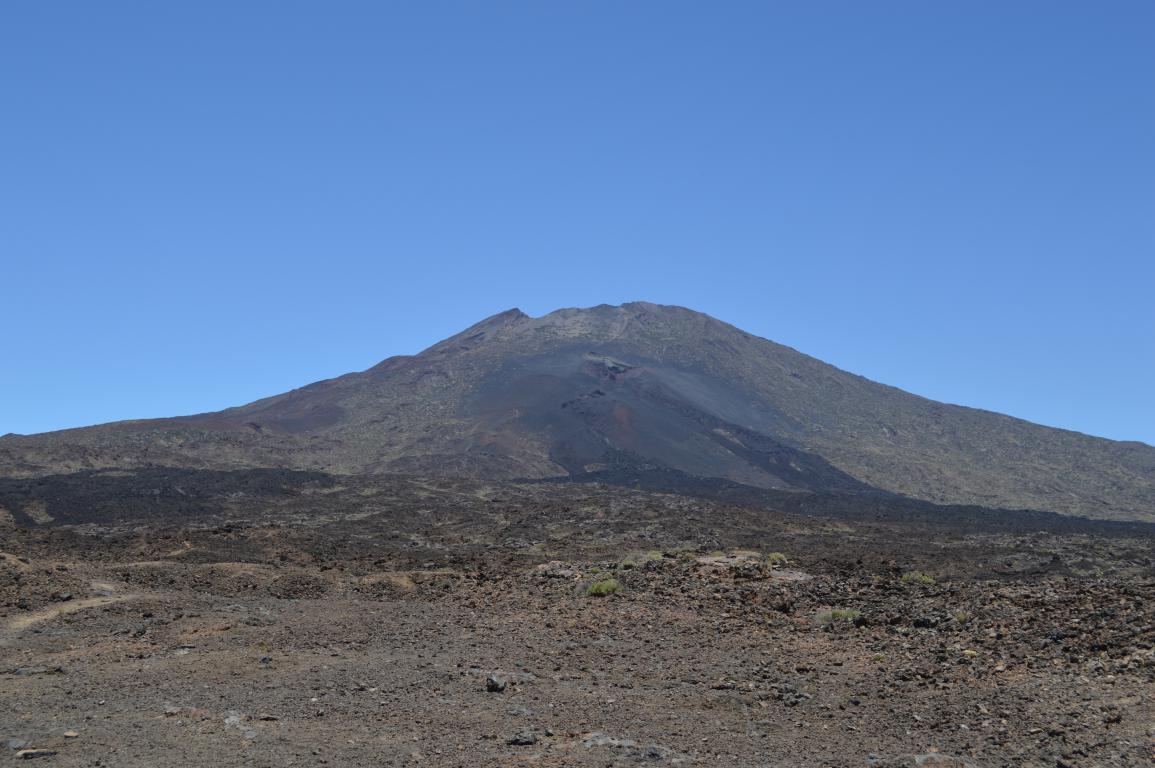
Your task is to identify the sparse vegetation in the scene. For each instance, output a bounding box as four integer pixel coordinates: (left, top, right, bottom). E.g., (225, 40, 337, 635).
(765, 552, 789, 568)
(619, 550, 665, 569)
(901, 571, 936, 586)
(585, 578, 620, 597)
(816, 608, 861, 624)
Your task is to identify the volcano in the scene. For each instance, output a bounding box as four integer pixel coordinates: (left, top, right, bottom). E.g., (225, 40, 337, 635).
(3, 302, 1153, 521)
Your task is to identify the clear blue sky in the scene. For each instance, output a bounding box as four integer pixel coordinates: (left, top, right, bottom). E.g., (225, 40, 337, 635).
(2, 2, 1153, 445)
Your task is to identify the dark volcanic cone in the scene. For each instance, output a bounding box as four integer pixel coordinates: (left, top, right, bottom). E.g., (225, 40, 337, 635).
(2, 302, 1153, 521)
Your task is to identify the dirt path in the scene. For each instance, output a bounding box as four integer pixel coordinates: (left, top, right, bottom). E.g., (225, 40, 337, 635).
(3, 583, 134, 634)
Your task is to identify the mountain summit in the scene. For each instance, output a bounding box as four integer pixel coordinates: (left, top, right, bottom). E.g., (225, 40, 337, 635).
(3, 302, 1153, 521)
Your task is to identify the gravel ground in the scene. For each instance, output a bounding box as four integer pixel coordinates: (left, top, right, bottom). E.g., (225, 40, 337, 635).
(1, 479, 1152, 767)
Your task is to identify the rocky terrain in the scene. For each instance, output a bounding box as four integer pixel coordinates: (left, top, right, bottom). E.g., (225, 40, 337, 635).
(2, 474, 1152, 767)
(3, 303, 1153, 522)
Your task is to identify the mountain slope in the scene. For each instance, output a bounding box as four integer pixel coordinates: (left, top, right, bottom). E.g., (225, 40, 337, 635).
(2, 302, 1153, 521)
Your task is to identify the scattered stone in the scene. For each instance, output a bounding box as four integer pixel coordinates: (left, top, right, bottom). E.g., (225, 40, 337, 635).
(16, 749, 57, 760)
(62, 731, 78, 739)
(485, 675, 506, 693)
(868, 754, 979, 768)
(9, 667, 65, 677)
(583, 732, 637, 749)
(507, 729, 538, 746)
(536, 561, 576, 579)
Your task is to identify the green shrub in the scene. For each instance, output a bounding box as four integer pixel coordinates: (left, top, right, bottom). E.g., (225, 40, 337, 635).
(815, 608, 861, 624)
(619, 550, 664, 569)
(901, 571, 936, 586)
(766, 552, 789, 568)
(585, 578, 620, 597)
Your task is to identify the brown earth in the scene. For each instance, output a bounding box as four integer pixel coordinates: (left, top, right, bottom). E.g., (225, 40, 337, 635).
(1, 477, 1152, 767)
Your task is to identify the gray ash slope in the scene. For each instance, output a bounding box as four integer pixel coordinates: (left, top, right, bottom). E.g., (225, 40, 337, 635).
(2, 302, 1153, 522)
